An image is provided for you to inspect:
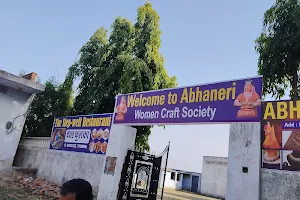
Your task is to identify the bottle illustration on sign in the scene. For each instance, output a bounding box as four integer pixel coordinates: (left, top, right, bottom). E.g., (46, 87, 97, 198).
(234, 79, 261, 118)
(115, 96, 127, 121)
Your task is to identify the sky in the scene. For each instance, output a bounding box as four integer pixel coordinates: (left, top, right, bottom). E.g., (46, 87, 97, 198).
(0, 0, 275, 172)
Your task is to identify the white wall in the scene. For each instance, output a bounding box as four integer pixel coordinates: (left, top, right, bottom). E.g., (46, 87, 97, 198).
(201, 156, 300, 200)
(201, 156, 227, 199)
(14, 137, 105, 195)
(97, 125, 136, 200)
(175, 173, 183, 190)
(163, 171, 176, 189)
(0, 87, 32, 170)
(14, 125, 137, 199)
(226, 123, 260, 200)
(261, 169, 300, 200)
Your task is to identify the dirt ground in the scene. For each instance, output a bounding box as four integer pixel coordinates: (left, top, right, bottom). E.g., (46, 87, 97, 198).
(0, 173, 58, 200)
(0, 173, 218, 200)
(160, 189, 219, 200)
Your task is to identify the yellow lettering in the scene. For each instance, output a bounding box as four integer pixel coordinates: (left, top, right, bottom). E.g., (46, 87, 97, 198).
(82, 117, 88, 127)
(180, 88, 188, 103)
(71, 118, 82, 127)
(146, 96, 151, 106)
(129, 83, 239, 106)
(263, 103, 276, 119)
(277, 102, 288, 119)
(218, 88, 226, 100)
(196, 87, 202, 102)
(160, 95, 165, 105)
(127, 95, 135, 107)
(289, 101, 300, 119)
(226, 87, 232, 100)
(231, 82, 236, 99)
(151, 96, 159, 105)
(203, 90, 210, 101)
(210, 89, 218, 101)
(96, 118, 101, 126)
(55, 119, 62, 127)
(62, 118, 72, 128)
(189, 88, 195, 103)
(142, 97, 147, 106)
(134, 97, 140, 107)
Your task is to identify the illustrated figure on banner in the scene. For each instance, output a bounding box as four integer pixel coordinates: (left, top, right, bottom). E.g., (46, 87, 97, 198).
(104, 157, 117, 176)
(115, 96, 127, 121)
(262, 121, 281, 164)
(263, 121, 281, 149)
(50, 128, 66, 149)
(136, 170, 148, 189)
(234, 79, 261, 118)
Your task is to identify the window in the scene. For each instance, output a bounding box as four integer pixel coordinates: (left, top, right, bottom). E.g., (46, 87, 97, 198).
(177, 174, 180, 181)
(170, 172, 175, 180)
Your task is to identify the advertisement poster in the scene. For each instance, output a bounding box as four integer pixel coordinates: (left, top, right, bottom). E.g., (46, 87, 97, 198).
(113, 77, 263, 125)
(261, 100, 300, 171)
(104, 156, 117, 176)
(49, 113, 112, 155)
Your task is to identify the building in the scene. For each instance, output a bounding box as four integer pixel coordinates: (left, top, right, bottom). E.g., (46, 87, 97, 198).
(0, 70, 45, 171)
(200, 156, 227, 199)
(160, 168, 201, 193)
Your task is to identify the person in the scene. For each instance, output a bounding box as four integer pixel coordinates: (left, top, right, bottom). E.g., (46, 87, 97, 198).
(115, 96, 128, 121)
(59, 179, 93, 200)
(262, 121, 281, 149)
(234, 80, 261, 118)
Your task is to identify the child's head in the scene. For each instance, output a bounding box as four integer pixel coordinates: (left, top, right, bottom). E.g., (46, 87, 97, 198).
(59, 179, 93, 200)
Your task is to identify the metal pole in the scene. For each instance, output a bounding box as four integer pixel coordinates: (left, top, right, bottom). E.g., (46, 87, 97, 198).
(161, 141, 170, 200)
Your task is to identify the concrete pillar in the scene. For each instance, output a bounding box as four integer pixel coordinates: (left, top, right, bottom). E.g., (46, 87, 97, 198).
(97, 125, 136, 200)
(226, 123, 260, 200)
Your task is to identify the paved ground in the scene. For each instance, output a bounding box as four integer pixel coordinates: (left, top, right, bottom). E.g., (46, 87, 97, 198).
(159, 189, 219, 200)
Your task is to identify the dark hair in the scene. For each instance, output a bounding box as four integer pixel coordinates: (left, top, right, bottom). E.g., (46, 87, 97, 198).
(60, 179, 93, 200)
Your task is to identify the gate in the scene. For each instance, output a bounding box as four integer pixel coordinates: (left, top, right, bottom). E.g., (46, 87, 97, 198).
(117, 143, 170, 200)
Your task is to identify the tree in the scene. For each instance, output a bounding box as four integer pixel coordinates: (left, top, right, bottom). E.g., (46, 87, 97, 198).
(23, 74, 74, 137)
(71, 2, 177, 151)
(132, 2, 177, 150)
(24, 2, 177, 151)
(255, 0, 300, 99)
(72, 27, 108, 115)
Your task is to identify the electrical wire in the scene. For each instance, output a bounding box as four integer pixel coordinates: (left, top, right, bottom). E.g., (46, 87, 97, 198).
(6, 94, 36, 135)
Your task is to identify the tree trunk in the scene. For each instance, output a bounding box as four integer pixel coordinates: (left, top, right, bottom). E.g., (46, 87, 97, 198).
(292, 72, 299, 100)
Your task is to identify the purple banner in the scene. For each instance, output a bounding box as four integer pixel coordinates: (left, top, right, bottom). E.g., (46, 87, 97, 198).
(49, 113, 113, 154)
(282, 121, 300, 129)
(113, 77, 262, 125)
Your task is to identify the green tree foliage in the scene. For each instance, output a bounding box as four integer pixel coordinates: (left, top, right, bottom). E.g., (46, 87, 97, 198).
(23, 75, 74, 137)
(24, 2, 176, 151)
(72, 2, 177, 151)
(255, 0, 300, 99)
